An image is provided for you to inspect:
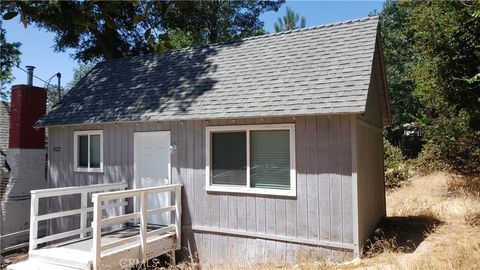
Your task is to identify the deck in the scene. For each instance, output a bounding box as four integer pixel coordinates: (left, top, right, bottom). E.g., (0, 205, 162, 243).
(7, 183, 182, 270)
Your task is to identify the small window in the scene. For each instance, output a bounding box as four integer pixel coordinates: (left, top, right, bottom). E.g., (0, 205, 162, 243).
(74, 130, 103, 172)
(206, 124, 296, 196)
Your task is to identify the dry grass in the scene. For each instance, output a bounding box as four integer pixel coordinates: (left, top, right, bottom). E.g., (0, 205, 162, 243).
(0, 249, 28, 269)
(343, 172, 480, 270)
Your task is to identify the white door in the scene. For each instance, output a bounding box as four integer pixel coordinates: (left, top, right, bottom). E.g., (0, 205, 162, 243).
(134, 131, 171, 225)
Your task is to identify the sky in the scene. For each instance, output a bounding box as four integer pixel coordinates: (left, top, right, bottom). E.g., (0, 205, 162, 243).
(3, 1, 384, 92)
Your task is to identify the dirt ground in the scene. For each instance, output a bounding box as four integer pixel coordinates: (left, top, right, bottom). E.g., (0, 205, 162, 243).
(1, 249, 28, 269)
(2, 173, 479, 270)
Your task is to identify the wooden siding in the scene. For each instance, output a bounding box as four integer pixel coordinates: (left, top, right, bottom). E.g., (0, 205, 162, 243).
(363, 42, 386, 128)
(47, 115, 355, 265)
(354, 43, 387, 252)
(355, 118, 384, 251)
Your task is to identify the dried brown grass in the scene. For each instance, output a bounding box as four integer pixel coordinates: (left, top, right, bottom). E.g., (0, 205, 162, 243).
(343, 172, 480, 270)
(0, 249, 28, 269)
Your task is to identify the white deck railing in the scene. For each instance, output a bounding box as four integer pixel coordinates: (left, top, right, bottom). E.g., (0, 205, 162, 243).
(29, 182, 128, 251)
(92, 184, 182, 270)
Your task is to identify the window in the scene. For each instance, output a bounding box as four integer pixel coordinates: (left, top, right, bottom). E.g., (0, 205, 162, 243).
(206, 124, 296, 196)
(74, 130, 103, 172)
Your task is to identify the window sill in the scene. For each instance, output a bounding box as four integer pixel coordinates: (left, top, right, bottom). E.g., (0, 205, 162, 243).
(206, 185, 296, 197)
(74, 167, 104, 173)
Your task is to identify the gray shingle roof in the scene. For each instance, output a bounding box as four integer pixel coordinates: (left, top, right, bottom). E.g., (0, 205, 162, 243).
(37, 16, 381, 127)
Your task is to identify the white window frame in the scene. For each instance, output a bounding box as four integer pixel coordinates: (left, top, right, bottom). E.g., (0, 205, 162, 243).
(205, 123, 296, 197)
(74, 130, 103, 173)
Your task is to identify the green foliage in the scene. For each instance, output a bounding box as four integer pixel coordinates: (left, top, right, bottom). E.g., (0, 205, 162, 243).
(274, 6, 306, 32)
(410, 1, 480, 131)
(380, 1, 480, 175)
(1, 1, 157, 62)
(409, 1, 480, 175)
(379, 1, 422, 130)
(168, 29, 196, 50)
(67, 63, 95, 89)
(1, 1, 283, 62)
(384, 138, 410, 188)
(0, 25, 21, 100)
(164, 1, 282, 48)
(415, 116, 480, 175)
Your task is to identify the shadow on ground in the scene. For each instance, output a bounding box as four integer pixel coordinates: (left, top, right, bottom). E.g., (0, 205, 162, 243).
(363, 215, 442, 257)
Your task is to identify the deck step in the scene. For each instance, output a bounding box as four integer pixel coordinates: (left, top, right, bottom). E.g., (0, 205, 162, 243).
(28, 248, 92, 270)
(7, 259, 84, 270)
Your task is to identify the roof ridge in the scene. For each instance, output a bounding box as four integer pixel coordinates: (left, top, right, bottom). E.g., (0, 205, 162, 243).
(241, 15, 378, 41)
(102, 16, 379, 64)
(169, 15, 378, 53)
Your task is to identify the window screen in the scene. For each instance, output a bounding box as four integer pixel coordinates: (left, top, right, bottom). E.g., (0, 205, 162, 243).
(211, 132, 247, 185)
(250, 130, 290, 189)
(89, 134, 101, 168)
(78, 135, 89, 167)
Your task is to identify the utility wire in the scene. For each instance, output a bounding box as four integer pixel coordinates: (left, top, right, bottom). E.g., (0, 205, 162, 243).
(16, 66, 55, 88)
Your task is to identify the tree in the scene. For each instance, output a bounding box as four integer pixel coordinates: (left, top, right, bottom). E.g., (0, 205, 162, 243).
(163, 1, 282, 48)
(0, 25, 21, 100)
(1, 1, 162, 62)
(1, 1, 283, 61)
(379, 0, 422, 143)
(468, 0, 480, 84)
(410, 1, 480, 130)
(274, 6, 306, 32)
(379, 0, 480, 173)
(67, 63, 95, 89)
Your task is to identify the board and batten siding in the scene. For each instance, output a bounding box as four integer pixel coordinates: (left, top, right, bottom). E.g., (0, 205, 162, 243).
(354, 44, 388, 253)
(47, 115, 355, 265)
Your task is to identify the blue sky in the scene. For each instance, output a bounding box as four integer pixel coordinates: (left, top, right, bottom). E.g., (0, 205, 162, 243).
(3, 1, 384, 91)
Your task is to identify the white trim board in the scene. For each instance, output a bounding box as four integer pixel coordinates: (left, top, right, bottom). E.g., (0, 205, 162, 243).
(73, 130, 104, 173)
(351, 115, 360, 258)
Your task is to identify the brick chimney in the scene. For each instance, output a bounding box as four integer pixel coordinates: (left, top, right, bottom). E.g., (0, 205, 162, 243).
(8, 84, 47, 148)
(1, 66, 48, 250)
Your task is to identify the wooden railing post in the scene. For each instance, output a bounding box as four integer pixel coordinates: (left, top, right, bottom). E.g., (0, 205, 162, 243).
(29, 192, 39, 251)
(92, 194, 102, 270)
(80, 191, 88, 238)
(175, 186, 182, 249)
(139, 191, 148, 262)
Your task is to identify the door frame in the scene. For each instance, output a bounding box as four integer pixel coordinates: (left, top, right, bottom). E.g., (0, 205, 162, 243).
(133, 131, 172, 220)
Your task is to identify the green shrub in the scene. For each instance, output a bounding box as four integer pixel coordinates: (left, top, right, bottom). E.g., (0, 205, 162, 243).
(415, 116, 480, 176)
(415, 141, 450, 175)
(415, 136, 480, 175)
(384, 138, 410, 188)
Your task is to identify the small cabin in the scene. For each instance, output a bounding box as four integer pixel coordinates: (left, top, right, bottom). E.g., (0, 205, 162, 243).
(9, 16, 389, 269)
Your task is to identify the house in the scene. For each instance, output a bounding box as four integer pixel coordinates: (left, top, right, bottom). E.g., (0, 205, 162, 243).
(11, 16, 390, 269)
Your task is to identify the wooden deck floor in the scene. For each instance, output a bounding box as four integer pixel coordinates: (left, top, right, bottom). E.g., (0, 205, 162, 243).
(9, 227, 176, 270)
(8, 183, 182, 270)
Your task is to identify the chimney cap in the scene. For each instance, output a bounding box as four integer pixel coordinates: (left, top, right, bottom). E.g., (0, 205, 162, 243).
(25, 65, 36, 86)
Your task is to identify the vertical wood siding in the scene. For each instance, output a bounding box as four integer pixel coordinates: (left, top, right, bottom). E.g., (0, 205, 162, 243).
(354, 43, 388, 251)
(47, 115, 354, 265)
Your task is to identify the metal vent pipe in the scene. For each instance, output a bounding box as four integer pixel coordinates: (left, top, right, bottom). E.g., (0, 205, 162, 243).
(25, 65, 36, 86)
